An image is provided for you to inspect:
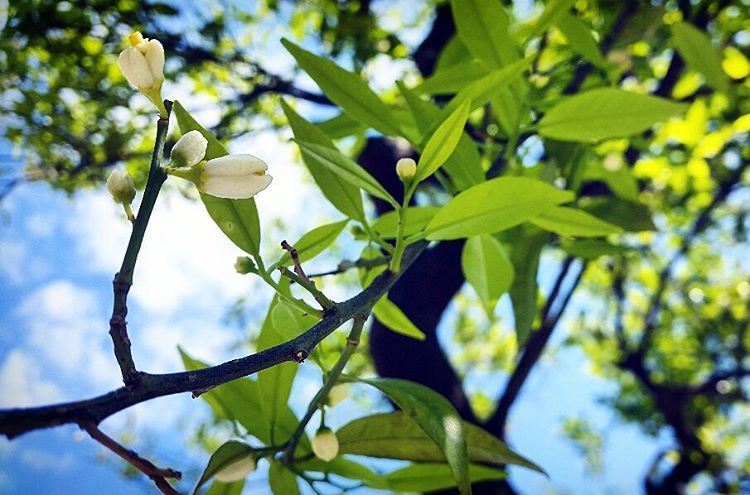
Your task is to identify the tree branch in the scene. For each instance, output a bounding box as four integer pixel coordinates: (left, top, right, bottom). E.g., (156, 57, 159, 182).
(109, 102, 172, 386)
(81, 422, 180, 495)
(0, 242, 426, 439)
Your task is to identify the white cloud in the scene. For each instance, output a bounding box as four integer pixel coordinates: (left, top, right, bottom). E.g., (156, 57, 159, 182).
(0, 349, 63, 407)
(17, 280, 120, 390)
(19, 447, 74, 472)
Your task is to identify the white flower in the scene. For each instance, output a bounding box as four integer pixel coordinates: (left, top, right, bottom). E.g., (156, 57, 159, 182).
(311, 428, 339, 462)
(396, 157, 417, 180)
(214, 455, 256, 483)
(117, 32, 164, 92)
(202, 154, 272, 200)
(106, 169, 135, 204)
(171, 130, 207, 167)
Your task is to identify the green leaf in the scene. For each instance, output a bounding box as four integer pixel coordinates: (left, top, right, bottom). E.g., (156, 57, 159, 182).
(373, 206, 440, 238)
(383, 463, 507, 492)
(281, 100, 365, 221)
(518, 0, 577, 41)
(672, 22, 729, 93)
(349, 378, 472, 495)
(337, 411, 543, 472)
(269, 460, 300, 495)
(417, 100, 471, 182)
(425, 177, 574, 240)
(204, 480, 244, 495)
(399, 83, 483, 191)
(561, 239, 631, 259)
(415, 60, 491, 95)
(179, 348, 271, 442)
(538, 88, 686, 142)
(274, 220, 348, 268)
(298, 458, 385, 488)
(508, 227, 548, 344)
(295, 141, 398, 207)
(462, 235, 514, 317)
(173, 101, 261, 255)
(578, 197, 656, 232)
(450, 0, 518, 68)
(373, 297, 426, 341)
(194, 440, 254, 494)
(530, 206, 623, 237)
(315, 112, 366, 139)
(281, 39, 402, 136)
(555, 13, 609, 70)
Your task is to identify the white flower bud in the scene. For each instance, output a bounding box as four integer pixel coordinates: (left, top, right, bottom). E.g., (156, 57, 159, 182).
(214, 455, 256, 483)
(234, 256, 257, 275)
(171, 130, 208, 167)
(202, 154, 273, 200)
(107, 170, 136, 204)
(327, 384, 349, 407)
(118, 32, 164, 92)
(396, 157, 417, 181)
(311, 427, 339, 462)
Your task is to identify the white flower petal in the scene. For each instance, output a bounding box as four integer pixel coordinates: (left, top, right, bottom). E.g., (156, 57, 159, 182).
(118, 47, 154, 90)
(203, 173, 272, 200)
(143, 39, 165, 82)
(171, 130, 207, 167)
(204, 154, 268, 177)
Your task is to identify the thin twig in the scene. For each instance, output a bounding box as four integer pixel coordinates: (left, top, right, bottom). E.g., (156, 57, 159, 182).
(306, 256, 389, 278)
(81, 422, 180, 495)
(283, 312, 370, 463)
(279, 240, 336, 311)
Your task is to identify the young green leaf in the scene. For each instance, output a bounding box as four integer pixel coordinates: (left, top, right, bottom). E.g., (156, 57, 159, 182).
(281, 39, 402, 136)
(517, 0, 576, 41)
(561, 239, 631, 260)
(204, 479, 245, 495)
(194, 440, 255, 494)
(450, 0, 518, 68)
(672, 22, 729, 93)
(349, 378, 472, 495)
(425, 177, 575, 240)
(373, 297, 426, 341)
(315, 112, 367, 139)
(273, 219, 348, 268)
(538, 88, 686, 142)
(399, 83, 483, 190)
(269, 460, 300, 495)
(415, 60, 491, 95)
(373, 206, 440, 238)
(336, 411, 543, 472)
(383, 463, 508, 493)
(508, 227, 548, 345)
(297, 457, 385, 488)
(295, 140, 398, 207)
(578, 196, 656, 232)
(173, 101, 261, 255)
(281, 100, 365, 221)
(555, 13, 609, 70)
(416, 100, 471, 182)
(530, 206, 623, 237)
(462, 235, 514, 318)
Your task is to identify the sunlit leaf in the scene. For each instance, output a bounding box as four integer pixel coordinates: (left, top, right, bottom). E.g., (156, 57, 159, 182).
(462, 235, 514, 317)
(672, 22, 729, 92)
(373, 297, 426, 341)
(530, 206, 623, 237)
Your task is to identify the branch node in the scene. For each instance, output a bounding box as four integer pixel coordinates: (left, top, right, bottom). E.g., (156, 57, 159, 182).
(294, 350, 308, 363)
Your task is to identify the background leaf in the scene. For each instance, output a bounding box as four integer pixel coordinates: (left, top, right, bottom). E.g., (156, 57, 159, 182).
(672, 22, 729, 92)
(382, 463, 507, 492)
(269, 460, 300, 495)
(282, 39, 402, 136)
(273, 220, 348, 268)
(462, 235, 514, 317)
(194, 440, 254, 494)
(450, 0, 517, 68)
(425, 177, 574, 240)
(530, 206, 623, 237)
(373, 297, 426, 341)
(416, 100, 471, 182)
(282, 100, 365, 221)
(538, 88, 686, 142)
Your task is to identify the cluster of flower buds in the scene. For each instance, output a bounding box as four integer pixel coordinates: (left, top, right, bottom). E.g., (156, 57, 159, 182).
(167, 130, 273, 200)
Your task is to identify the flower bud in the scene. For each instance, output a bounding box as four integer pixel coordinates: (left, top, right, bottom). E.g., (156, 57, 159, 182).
(234, 256, 257, 275)
(202, 154, 273, 200)
(214, 455, 256, 483)
(118, 31, 167, 116)
(396, 158, 417, 181)
(311, 427, 339, 462)
(171, 130, 208, 168)
(327, 384, 349, 407)
(107, 170, 136, 204)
